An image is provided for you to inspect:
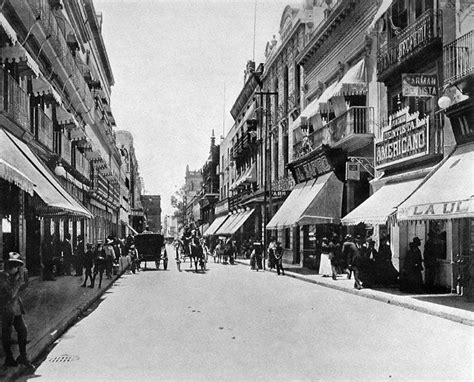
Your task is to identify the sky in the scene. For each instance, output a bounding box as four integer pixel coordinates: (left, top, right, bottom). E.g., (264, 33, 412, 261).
(95, 0, 290, 216)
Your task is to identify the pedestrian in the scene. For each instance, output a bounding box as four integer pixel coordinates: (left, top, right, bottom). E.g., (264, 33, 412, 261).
(62, 233, 73, 276)
(215, 239, 224, 263)
(81, 243, 95, 287)
(128, 244, 139, 273)
(342, 235, 362, 289)
(319, 237, 332, 277)
(92, 241, 106, 288)
(400, 237, 424, 293)
(275, 241, 285, 276)
(267, 237, 277, 270)
(342, 234, 357, 280)
(104, 237, 115, 279)
(329, 233, 340, 280)
(250, 242, 262, 271)
(0, 252, 34, 369)
(119, 248, 131, 274)
(74, 234, 85, 277)
(41, 234, 56, 281)
(374, 235, 399, 286)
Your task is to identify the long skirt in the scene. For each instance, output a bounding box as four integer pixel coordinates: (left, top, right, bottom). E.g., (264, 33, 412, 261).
(319, 253, 332, 276)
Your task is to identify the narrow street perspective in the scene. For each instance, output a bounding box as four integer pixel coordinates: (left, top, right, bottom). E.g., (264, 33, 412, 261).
(21, 252, 474, 381)
(0, 0, 473, 381)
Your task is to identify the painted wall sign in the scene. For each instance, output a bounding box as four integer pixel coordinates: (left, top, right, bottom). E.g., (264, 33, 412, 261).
(375, 107, 430, 169)
(400, 199, 474, 219)
(402, 73, 438, 97)
(293, 153, 332, 183)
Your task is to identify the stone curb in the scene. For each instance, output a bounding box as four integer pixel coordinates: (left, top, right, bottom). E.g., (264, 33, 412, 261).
(236, 260, 474, 327)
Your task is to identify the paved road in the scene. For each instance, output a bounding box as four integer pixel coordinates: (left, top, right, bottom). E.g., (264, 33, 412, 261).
(24, 245, 473, 381)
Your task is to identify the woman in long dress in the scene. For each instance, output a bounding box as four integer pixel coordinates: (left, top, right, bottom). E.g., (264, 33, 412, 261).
(319, 237, 333, 277)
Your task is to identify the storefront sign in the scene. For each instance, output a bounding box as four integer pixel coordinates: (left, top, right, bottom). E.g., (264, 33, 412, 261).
(402, 74, 438, 97)
(271, 175, 295, 192)
(293, 153, 332, 183)
(375, 107, 430, 169)
(403, 199, 473, 218)
(346, 162, 360, 181)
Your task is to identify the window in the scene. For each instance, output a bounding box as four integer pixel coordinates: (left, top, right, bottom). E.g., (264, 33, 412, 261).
(284, 66, 289, 115)
(391, 0, 408, 31)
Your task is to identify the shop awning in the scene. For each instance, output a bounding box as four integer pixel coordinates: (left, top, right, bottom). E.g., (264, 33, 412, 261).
(31, 77, 62, 104)
(0, 129, 92, 218)
(341, 178, 424, 226)
(203, 215, 229, 236)
(232, 164, 257, 189)
(222, 208, 255, 235)
(368, 0, 392, 31)
(397, 142, 474, 221)
(0, 44, 41, 77)
(215, 212, 242, 236)
(0, 14, 18, 45)
(267, 172, 343, 229)
(300, 82, 339, 119)
(56, 104, 76, 125)
(0, 159, 35, 196)
(329, 59, 367, 99)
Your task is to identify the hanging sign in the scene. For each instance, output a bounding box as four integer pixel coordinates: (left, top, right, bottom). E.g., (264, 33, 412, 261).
(346, 162, 360, 181)
(402, 74, 438, 97)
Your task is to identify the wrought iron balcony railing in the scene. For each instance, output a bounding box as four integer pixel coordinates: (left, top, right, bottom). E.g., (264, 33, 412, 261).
(444, 30, 474, 85)
(293, 106, 374, 159)
(377, 9, 442, 78)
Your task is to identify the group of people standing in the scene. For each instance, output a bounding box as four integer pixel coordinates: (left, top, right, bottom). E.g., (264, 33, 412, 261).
(42, 232, 140, 287)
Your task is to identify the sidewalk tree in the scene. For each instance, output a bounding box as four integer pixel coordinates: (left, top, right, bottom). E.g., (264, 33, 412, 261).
(171, 186, 186, 231)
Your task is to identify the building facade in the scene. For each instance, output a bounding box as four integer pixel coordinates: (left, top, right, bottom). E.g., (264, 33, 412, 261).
(0, 0, 142, 276)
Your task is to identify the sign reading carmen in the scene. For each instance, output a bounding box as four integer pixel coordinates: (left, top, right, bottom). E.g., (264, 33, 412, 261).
(375, 107, 430, 169)
(402, 73, 438, 97)
(293, 153, 332, 183)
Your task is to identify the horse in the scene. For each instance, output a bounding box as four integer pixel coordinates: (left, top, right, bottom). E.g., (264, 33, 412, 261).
(190, 239, 206, 272)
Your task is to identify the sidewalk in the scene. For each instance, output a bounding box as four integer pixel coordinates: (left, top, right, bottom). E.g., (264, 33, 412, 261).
(236, 258, 474, 327)
(0, 271, 122, 382)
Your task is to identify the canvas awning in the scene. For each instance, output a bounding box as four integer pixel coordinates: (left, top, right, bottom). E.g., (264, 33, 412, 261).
(397, 142, 474, 221)
(341, 178, 424, 225)
(0, 44, 41, 77)
(300, 82, 339, 119)
(221, 208, 255, 235)
(0, 129, 92, 218)
(31, 77, 62, 104)
(266, 172, 343, 229)
(203, 215, 229, 236)
(56, 104, 76, 125)
(215, 212, 243, 236)
(0, 14, 18, 45)
(232, 164, 257, 189)
(368, 0, 392, 31)
(329, 59, 367, 99)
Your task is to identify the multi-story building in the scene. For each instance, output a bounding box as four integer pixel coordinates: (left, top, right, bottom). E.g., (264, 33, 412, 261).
(183, 165, 202, 227)
(199, 131, 220, 234)
(163, 214, 179, 239)
(141, 195, 161, 233)
(116, 130, 144, 236)
(0, 1, 137, 275)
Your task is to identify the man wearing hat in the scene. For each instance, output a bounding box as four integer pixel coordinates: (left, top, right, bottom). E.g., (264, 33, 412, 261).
(400, 237, 424, 293)
(0, 252, 34, 369)
(274, 241, 285, 276)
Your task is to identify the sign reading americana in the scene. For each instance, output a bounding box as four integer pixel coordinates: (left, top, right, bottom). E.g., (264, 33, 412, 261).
(402, 73, 438, 97)
(375, 107, 430, 169)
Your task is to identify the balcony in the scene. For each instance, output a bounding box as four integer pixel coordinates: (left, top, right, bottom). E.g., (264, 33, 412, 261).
(28, 0, 94, 116)
(0, 67, 30, 133)
(293, 106, 374, 159)
(377, 9, 442, 81)
(444, 30, 474, 96)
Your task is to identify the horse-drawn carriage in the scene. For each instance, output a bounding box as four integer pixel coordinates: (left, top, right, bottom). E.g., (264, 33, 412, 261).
(134, 233, 167, 270)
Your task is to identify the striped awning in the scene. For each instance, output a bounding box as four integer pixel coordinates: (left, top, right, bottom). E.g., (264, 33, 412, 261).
(32, 77, 62, 104)
(0, 44, 41, 77)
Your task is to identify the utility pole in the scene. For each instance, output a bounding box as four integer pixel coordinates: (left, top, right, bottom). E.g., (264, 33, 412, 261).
(255, 91, 278, 270)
